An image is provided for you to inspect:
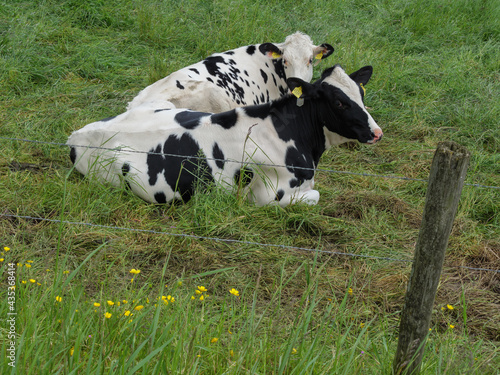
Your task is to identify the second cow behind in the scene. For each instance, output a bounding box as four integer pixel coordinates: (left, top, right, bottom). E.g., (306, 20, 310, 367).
(127, 32, 334, 113)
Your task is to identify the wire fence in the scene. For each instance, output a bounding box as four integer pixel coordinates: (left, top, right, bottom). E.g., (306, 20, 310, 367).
(2, 213, 499, 274)
(1, 136, 499, 189)
(1, 136, 499, 275)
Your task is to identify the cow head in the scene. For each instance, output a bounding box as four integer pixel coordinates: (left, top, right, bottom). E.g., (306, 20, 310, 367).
(260, 32, 334, 82)
(287, 64, 383, 145)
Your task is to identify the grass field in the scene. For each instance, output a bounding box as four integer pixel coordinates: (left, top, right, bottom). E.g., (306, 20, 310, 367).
(1, 0, 499, 373)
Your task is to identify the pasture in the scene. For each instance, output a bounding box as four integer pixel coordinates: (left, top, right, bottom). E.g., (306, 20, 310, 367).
(0, 0, 499, 373)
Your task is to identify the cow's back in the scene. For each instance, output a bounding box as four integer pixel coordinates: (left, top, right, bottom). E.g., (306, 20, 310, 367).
(127, 45, 288, 113)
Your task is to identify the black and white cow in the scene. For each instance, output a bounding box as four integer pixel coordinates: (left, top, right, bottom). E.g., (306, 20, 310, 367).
(68, 65, 382, 207)
(127, 32, 334, 113)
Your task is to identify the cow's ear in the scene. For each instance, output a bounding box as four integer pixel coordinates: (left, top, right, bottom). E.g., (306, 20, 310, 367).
(259, 43, 283, 59)
(313, 43, 334, 60)
(287, 78, 315, 98)
(349, 66, 373, 86)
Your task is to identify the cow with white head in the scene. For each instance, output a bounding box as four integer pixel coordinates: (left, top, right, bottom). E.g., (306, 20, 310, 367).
(127, 32, 334, 113)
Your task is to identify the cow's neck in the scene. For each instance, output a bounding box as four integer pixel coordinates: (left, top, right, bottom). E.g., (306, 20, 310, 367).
(269, 97, 327, 166)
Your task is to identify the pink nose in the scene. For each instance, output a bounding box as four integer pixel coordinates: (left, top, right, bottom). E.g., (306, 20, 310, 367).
(368, 129, 383, 144)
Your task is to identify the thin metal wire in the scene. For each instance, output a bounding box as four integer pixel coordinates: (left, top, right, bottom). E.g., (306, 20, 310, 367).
(1, 136, 499, 189)
(2, 213, 499, 274)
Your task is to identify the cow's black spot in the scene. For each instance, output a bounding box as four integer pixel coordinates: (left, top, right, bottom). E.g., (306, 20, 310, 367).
(285, 146, 315, 186)
(207, 77, 214, 83)
(122, 163, 130, 176)
(70, 147, 76, 164)
(147, 144, 164, 186)
(189, 68, 200, 75)
(212, 143, 225, 169)
(246, 45, 256, 55)
(211, 110, 238, 129)
(154, 108, 171, 113)
(176, 80, 184, 90)
(244, 103, 270, 119)
(101, 115, 117, 122)
(272, 59, 286, 80)
(154, 192, 167, 204)
(224, 51, 235, 55)
(174, 111, 210, 130)
(289, 178, 300, 188)
(234, 167, 254, 187)
(271, 73, 277, 87)
(260, 69, 268, 84)
(244, 70, 249, 77)
(260, 93, 265, 103)
(147, 133, 214, 203)
(203, 56, 225, 76)
(275, 189, 285, 201)
(121, 163, 132, 191)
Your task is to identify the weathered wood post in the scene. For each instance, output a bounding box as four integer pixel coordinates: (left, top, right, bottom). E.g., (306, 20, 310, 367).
(393, 141, 470, 374)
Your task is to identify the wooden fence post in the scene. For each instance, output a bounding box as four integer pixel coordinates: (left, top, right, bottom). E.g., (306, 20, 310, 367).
(393, 141, 470, 374)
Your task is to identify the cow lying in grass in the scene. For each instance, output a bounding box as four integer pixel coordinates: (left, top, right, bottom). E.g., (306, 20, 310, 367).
(127, 32, 334, 113)
(68, 64, 382, 207)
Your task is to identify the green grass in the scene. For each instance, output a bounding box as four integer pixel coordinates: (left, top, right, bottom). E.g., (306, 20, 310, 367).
(1, 0, 499, 373)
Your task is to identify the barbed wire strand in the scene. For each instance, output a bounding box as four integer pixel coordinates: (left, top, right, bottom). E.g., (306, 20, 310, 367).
(1, 136, 499, 190)
(2, 213, 498, 274)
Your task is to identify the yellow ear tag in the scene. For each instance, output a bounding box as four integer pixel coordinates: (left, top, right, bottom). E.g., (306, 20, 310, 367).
(271, 52, 281, 59)
(315, 52, 323, 60)
(360, 83, 366, 95)
(292, 86, 302, 98)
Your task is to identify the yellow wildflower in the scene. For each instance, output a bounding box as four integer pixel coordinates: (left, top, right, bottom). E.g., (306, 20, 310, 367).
(93, 302, 101, 307)
(25, 264, 32, 268)
(124, 310, 131, 316)
(21, 280, 27, 284)
(199, 295, 205, 301)
(348, 288, 353, 295)
(210, 337, 219, 344)
(107, 301, 115, 306)
(116, 301, 120, 306)
(0, 259, 4, 262)
(27, 260, 34, 263)
(131, 278, 134, 283)
(130, 269, 141, 275)
(230, 349, 234, 357)
(134, 305, 144, 311)
(197, 286, 207, 292)
(70, 347, 74, 356)
(29, 279, 36, 283)
(4, 247, 10, 251)
(56, 296, 62, 302)
(360, 323, 365, 328)
(449, 325, 455, 329)
(191, 296, 195, 300)
(447, 304, 454, 310)
(104, 312, 112, 319)
(177, 281, 183, 286)
(292, 348, 297, 354)
(63, 270, 70, 274)
(122, 300, 128, 304)
(229, 288, 239, 296)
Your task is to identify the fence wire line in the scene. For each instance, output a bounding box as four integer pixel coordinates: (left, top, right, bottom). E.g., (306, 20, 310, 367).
(2, 136, 499, 190)
(2, 213, 499, 274)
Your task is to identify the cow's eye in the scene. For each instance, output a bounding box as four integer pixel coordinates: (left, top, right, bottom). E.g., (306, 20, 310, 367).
(335, 100, 344, 109)
(283, 59, 288, 65)
(308, 57, 313, 65)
